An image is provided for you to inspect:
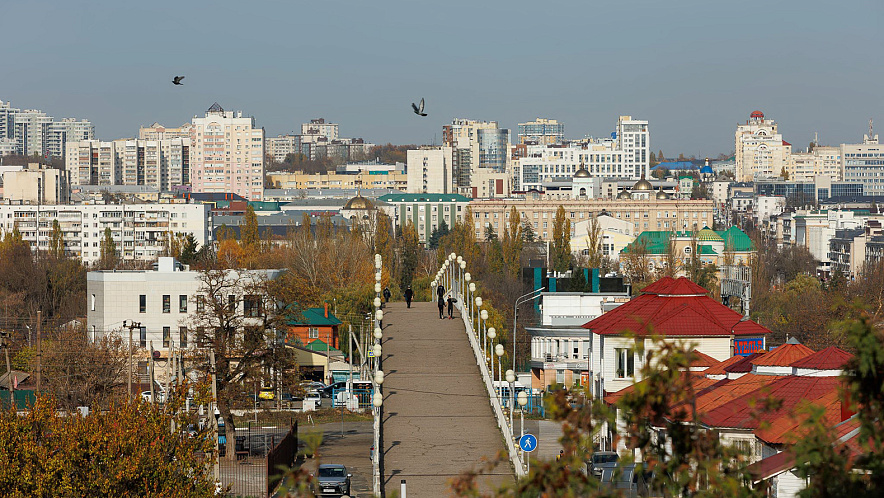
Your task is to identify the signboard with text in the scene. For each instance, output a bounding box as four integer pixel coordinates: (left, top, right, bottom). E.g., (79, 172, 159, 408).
(734, 337, 765, 357)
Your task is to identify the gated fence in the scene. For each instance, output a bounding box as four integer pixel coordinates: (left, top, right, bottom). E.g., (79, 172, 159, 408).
(220, 422, 298, 497)
(267, 422, 299, 497)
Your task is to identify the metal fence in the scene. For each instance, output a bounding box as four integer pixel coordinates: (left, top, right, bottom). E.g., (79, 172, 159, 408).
(220, 423, 294, 497)
(331, 387, 374, 409)
(266, 422, 298, 497)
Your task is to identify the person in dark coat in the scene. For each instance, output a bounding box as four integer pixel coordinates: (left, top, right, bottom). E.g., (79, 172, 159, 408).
(436, 283, 445, 301)
(447, 295, 457, 319)
(438, 295, 445, 319)
(404, 286, 414, 308)
(383, 287, 391, 303)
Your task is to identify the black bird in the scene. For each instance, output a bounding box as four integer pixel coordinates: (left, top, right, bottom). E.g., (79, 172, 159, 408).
(411, 98, 427, 117)
(172, 76, 185, 85)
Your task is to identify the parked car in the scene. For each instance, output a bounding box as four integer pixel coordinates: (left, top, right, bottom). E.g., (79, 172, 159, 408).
(316, 464, 351, 496)
(599, 463, 654, 497)
(588, 451, 619, 479)
(300, 381, 327, 392)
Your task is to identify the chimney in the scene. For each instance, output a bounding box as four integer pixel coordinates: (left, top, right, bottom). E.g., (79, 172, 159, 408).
(324, 302, 329, 318)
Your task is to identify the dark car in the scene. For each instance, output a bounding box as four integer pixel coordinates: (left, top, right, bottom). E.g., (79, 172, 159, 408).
(316, 464, 351, 496)
(588, 451, 619, 479)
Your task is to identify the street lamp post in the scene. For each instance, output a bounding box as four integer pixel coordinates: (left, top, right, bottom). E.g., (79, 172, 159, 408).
(480, 309, 488, 360)
(488, 327, 497, 394)
(513, 288, 545, 376)
(475, 297, 482, 331)
(518, 391, 528, 474)
(505, 369, 516, 432)
(495, 344, 505, 406)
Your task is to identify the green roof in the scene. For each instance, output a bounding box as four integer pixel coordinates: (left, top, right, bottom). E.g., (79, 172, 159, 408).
(305, 339, 340, 353)
(716, 226, 754, 252)
(287, 307, 343, 327)
(379, 193, 471, 203)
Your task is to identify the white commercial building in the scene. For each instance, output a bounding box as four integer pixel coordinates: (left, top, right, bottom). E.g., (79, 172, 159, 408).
(735, 110, 791, 181)
(301, 118, 339, 141)
(842, 130, 883, 195)
(517, 115, 649, 191)
(786, 146, 841, 182)
(87, 257, 282, 351)
(406, 146, 453, 194)
(0, 202, 212, 265)
(190, 103, 265, 201)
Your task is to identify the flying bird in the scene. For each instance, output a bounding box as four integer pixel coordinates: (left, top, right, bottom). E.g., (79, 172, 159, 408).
(412, 98, 427, 117)
(172, 76, 185, 85)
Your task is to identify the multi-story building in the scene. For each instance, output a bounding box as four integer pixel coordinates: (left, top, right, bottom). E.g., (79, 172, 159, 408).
(442, 119, 509, 193)
(406, 146, 453, 194)
(189, 103, 264, 201)
(266, 134, 300, 163)
(786, 145, 841, 182)
(469, 194, 714, 241)
(517, 116, 650, 191)
(735, 110, 792, 181)
(86, 257, 281, 351)
(301, 118, 339, 141)
(0, 202, 211, 265)
(0, 100, 94, 158)
(66, 138, 191, 191)
(518, 118, 565, 145)
(379, 193, 470, 244)
(267, 169, 407, 191)
(841, 131, 884, 196)
(138, 122, 193, 141)
(1, 163, 69, 204)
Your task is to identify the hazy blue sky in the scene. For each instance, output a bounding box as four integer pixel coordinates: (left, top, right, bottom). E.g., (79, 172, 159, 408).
(3, 0, 881, 157)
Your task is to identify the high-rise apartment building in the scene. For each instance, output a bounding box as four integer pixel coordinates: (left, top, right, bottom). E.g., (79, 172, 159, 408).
(406, 146, 453, 194)
(842, 128, 883, 195)
(189, 103, 264, 201)
(735, 111, 792, 181)
(301, 118, 339, 141)
(442, 119, 510, 195)
(66, 138, 190, 191)
(138, 122, 193, 141)
(0, 100, 93, 158)
(518, 118, 565, 145)
(786, 146, 841, 182)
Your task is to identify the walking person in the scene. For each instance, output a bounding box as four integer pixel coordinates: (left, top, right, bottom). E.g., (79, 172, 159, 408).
(436, 282, 445, 301)
(438, 294, 445, 319)
(404, 286, 414, 309)
(447, 294, 457, 319)
(383, 286, 391, 304)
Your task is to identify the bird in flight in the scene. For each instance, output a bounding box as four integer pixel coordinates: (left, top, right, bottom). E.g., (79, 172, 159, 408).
(412, 98, 427, 117)
(172, 76, 185, 86)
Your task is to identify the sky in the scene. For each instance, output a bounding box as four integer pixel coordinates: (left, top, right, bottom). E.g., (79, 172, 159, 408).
(2, 0, 882, 157)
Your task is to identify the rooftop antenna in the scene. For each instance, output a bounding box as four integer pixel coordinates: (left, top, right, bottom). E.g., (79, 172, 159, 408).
(870, 118, 874, 139)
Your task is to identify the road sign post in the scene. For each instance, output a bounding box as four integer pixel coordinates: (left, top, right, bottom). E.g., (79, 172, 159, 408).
(519, 434, 537, 475)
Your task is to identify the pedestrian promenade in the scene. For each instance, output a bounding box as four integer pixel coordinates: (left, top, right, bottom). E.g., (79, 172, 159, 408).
(380, 301, 513, 497)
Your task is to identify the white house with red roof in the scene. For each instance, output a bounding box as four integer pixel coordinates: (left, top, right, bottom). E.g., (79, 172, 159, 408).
(582, 276, 769, 397)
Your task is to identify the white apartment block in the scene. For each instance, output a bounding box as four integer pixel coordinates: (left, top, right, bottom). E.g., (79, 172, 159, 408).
(406, 146, 453, 194)
(301, 118, 339, 140)
(1, 163, 69, 204)
(0, 203, 211, 265)
(266, 135, 299, 163)
(87, 257, 281, 350)
(66, 138, 191, 191)
(0, 100, 94, 158)
(786, 146, 841, 182)
(190, 103, 265, 201)
(735, 111, 792, 181)
(842, 131, 883, 195)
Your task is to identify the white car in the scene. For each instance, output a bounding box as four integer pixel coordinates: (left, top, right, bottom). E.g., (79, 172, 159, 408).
(141, 390, 166, 403)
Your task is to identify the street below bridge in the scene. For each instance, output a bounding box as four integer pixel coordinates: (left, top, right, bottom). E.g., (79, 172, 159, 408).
(379, 300, 514, 497)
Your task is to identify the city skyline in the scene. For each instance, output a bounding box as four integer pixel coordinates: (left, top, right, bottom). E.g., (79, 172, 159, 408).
(2, 0, 881, 157)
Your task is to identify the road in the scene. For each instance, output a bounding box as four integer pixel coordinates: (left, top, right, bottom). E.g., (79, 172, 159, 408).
(379, 301, 514, 497)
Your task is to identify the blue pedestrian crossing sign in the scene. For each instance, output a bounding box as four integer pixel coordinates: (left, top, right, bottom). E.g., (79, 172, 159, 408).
(519, 434, 538, 452)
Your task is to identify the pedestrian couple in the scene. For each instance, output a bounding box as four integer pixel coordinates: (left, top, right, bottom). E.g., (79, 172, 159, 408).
(437, 283, 456, 319)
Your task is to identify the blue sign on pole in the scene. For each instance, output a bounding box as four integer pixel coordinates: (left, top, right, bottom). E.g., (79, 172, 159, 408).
(519, 434, 538, 452)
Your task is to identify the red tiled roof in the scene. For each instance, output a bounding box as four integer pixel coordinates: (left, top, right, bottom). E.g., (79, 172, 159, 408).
(791, 346, 853, 370)
(704, 352, 766, 375)
(703, 354, 750, 375)
(603, 371, 718, 406)
(782, 140, 791, 146)
(691, 350, 719, 368)
(754, 390, 843, 444)
(687, 373, 779, 419)
(747, 449, 794, 481)
(699, 376, 843, 432)
(751, 343, 815, 367)
(583, 277, 771, 337)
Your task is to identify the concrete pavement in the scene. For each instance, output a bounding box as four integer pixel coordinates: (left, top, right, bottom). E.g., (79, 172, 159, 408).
(380, 301, 513, 497)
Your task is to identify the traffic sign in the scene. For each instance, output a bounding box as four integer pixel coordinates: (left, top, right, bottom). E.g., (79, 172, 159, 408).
(519, 434, 537, 452)
(368, 351, 376, 358)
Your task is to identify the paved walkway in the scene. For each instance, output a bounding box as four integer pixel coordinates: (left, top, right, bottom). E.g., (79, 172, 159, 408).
(380, 301, 513, 497)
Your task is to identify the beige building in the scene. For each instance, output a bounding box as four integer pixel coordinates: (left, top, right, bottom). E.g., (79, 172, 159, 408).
(138, 122, 193, 141)
(1, 163, 69, 204)
(735, 110, 792, 181)
(406, 146, 453, 194)
(571, 214, 636, 262)
(267, 170, 407, 191)
(66, 138, 191, 191)
(786, 145, 841, 182)
(470, 168, 511, 199)
(469, 195, 714, 241)
(190, 103, 264, 201)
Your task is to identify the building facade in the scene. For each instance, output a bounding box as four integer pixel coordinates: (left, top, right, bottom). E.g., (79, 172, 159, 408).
(0, 100, 94, 158)
(406, 146, 453, 194)
(189, 103, 264, 201)
(66, 138, 191, 191)
(841, 132, 883, 196)
(379, 193, 470, 244)
(1, 163, 69, 204)
(518, 118, 565, 145)
(0, 202, 211, 264)
(735, 111, 791, 181)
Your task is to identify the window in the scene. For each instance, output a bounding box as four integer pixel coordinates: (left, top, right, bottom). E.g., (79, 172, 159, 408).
(615, 348, 634, 378)
(308, 327, 319, 339)
(244, 295, 262, 318)
(91, 294, 96, 311)
(228, 295, 236, 312)
(162, 295, 170, 313)
(179, 327, 188, 348)
(163, 326, 171, 348)
(196, 295, 205, 313)
(139, 327, 147, 348)
(179, 295, 187, 313)
(139, 295, 146, 313)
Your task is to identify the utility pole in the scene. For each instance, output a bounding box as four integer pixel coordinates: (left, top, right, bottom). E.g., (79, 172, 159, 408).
(210, 350, 220, 485)
(35, 310, 41, 393)
(149, 341, 155, 405)
(123, 320, 141, 397)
